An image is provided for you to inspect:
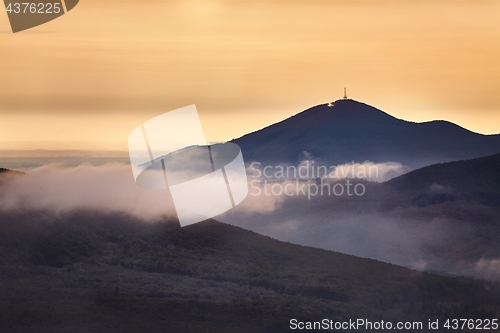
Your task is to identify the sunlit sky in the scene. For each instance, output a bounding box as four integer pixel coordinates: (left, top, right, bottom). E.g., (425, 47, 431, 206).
(0, 0, 499, 150)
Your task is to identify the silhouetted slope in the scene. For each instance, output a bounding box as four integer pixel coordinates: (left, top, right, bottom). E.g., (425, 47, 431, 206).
(234, 99, 500, 169)
(1, 212, 499, 332)
(0, 168, 19, 175)
(383, 152, 500, 206)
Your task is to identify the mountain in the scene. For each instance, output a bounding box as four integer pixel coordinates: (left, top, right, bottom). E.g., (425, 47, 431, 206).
(234, 99, 500, 169)
(219, 153, 500, 279)
(1, 212, 499, 332)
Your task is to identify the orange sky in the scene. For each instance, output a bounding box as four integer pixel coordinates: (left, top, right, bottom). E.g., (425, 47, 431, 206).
(0, 0, 499, 150)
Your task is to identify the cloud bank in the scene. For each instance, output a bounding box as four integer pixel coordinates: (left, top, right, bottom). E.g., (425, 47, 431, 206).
(0, 164, 174, 221)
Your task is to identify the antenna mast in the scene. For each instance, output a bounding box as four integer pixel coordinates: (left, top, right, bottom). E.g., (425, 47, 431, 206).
(343, 87, 347, 100)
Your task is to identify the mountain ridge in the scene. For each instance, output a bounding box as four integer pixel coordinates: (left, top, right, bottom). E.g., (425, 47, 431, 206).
(233, 99, 500, 169)
(1, 213, 499, 332)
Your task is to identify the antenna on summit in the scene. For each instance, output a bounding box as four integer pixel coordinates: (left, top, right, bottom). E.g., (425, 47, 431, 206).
(343, 87, 348, 100)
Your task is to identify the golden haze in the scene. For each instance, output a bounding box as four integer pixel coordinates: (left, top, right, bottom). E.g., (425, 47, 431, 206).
(0, 0, 499, 150)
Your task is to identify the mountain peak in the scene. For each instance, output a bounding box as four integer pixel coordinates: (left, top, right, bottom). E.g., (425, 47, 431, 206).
(276, 98, 400, 129)
(234, 100, 500, 168)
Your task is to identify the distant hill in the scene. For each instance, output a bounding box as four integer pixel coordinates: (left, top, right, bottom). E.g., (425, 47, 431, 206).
(221, 153, 500, 279)
(0, 150, 129, 170)
(234, 99, 500, 169)
(0, 168, 23, 181)
(1, 212, 499, 332)
(381, 152, 500, 207)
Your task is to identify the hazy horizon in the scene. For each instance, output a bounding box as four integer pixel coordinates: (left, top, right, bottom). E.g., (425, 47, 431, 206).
(1, 97, 499, 152)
